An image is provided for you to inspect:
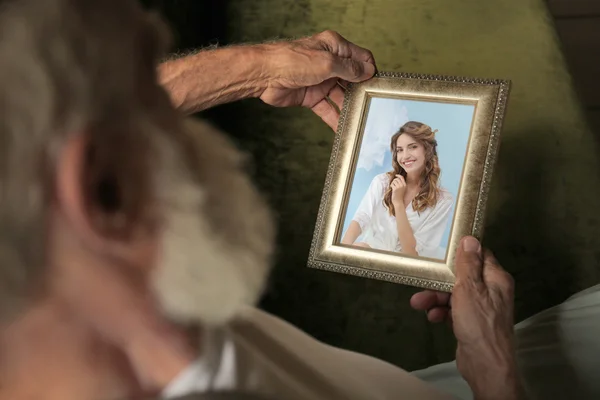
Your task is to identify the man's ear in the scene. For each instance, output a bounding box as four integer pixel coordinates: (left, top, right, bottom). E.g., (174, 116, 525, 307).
(54, 131, 155, 262)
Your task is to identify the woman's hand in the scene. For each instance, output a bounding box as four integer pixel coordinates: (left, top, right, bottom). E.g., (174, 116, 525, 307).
(391, 175, 406, 207)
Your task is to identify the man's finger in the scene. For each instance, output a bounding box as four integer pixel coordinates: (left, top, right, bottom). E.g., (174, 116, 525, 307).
(316, 30, 376, 66)
(410, 290, 451, 310)
(330, 57, 376, 82)
(301, 78, 338, 108)
(338, 79, 351, 89)
(454, 236, 484, 283)
(328, 84, 345, 112)
(482, 249, 508, 280)
(482, 249, 514, 293)
(311, 98, 339, 131)
(345, 40, 376, 65)
(303, 78, 341, 131)
(427, 307, 450, 323)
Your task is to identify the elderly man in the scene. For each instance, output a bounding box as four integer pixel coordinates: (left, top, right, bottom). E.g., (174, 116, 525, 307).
(0, 0, 547, 399)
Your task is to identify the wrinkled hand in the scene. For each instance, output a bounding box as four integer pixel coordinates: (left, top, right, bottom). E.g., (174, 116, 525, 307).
(391, 174, 406, 206)
(410, 236, 524, 399)
(258, 30, 376, 131)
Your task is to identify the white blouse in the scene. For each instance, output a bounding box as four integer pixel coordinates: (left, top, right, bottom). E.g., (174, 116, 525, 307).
(351, 173, 453, 258)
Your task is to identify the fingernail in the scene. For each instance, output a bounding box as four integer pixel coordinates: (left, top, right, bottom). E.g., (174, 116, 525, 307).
(462, 236, 481, 253)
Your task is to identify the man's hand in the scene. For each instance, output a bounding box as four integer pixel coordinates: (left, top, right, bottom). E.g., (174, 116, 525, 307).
(258, 30, 376, 131)
(158, 31, 376, 131)
(410, 236, 525, 400)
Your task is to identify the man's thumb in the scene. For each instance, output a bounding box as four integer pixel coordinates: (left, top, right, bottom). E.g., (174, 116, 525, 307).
(454, 236, 483, 283)
(334, 58, 375, 82)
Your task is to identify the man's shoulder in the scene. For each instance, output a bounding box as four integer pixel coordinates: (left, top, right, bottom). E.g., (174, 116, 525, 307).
(222, 307, 454, 399)
(230, 306, 323, 349)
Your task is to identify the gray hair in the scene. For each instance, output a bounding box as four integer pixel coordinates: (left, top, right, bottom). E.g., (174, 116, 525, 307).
(0, 0, 275, 325)
(0, 0, 171, 318)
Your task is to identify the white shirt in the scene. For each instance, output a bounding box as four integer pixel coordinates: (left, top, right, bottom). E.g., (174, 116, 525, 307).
(162, 307, 456, 400)
(351, 173, 453, 258)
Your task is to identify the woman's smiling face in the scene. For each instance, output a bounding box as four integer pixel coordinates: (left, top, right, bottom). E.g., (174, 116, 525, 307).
(396, 133, 425, 175)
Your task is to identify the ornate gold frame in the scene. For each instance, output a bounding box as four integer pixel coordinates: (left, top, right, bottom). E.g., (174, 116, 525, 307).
(307, 72, 511, 292)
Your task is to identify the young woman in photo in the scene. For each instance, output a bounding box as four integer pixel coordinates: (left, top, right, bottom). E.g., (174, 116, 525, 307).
(341, 121, 454, 258)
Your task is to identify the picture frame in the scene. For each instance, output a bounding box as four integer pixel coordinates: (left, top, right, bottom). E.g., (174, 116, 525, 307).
(307, 71, 511, 292)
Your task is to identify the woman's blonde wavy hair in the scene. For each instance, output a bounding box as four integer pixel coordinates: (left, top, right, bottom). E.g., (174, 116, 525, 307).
(383, 121, 441, 215)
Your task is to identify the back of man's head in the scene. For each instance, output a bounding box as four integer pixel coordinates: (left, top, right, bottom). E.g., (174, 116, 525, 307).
(0, 0, 275, 327)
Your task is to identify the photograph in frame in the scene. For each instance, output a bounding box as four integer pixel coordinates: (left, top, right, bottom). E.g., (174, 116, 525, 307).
(307, 72, 511, 292)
